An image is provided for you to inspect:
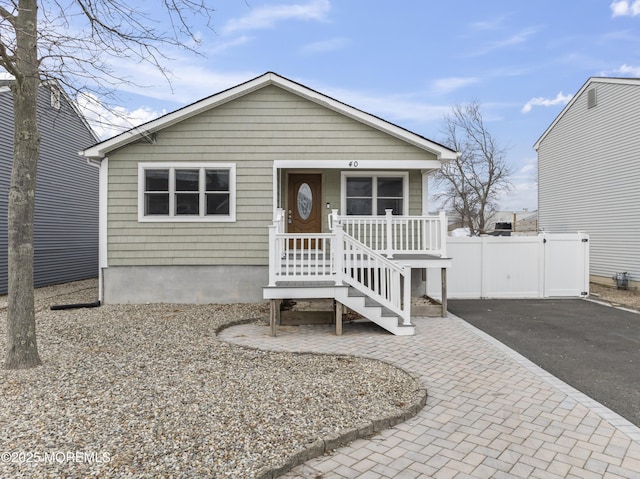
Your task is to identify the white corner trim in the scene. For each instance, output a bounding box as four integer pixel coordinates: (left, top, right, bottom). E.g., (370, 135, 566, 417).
(421, 171, 429, 215)
(98, 157, 109, 302)
(99, 158, 108, 269)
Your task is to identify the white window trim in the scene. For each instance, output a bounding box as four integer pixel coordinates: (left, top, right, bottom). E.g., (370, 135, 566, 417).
(340, 171, 409, 216)
(138, 162, 236, 222)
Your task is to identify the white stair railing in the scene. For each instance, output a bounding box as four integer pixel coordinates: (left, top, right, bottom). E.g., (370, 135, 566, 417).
(267, 211, 412, 326)
(334, 222, 411, 325)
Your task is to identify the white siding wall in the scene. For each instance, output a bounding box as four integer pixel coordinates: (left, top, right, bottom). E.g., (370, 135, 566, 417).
(538, 81, 640, 282)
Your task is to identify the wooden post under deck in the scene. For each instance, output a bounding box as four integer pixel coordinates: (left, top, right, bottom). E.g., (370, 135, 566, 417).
(441, 268, 448, 317)
(335, 300, 343, 336)
(270, 299, 278, 336)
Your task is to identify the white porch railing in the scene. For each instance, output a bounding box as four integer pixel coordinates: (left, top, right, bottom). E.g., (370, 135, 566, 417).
(267, 211, 412, 325)
(269, 209, 337, 283)
(338, 223, 411, 325)
(330, 209, 447, 258)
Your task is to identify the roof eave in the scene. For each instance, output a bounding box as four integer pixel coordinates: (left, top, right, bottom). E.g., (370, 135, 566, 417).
(80, 72, 458, 162)
(534, 76, 640, 150)
(80, 74, 276, 160)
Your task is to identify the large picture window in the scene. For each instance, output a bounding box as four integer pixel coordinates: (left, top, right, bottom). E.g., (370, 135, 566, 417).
(138, 163, 235, 222)
(342, 172, 407, 215)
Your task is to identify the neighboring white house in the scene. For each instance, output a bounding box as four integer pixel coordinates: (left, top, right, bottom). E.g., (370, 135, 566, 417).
(81, 72, 458, 335)
(534, 77, 640, 288)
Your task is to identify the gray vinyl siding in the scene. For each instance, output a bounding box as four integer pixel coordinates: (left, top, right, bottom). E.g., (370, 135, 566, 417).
(107, 85, 436, 266)
(0, 85, 98, 294)
(538, 81, 640, 281)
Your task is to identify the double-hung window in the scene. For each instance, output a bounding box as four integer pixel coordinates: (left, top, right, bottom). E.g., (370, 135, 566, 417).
(342, 172, 408, 215)
(138, 163, 236, 222)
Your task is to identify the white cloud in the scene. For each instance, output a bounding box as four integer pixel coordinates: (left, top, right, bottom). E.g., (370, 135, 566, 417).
(208, 35, 253, 55)
(495, 157, 538, 211)
(222, 0, 331, 35)
(520, 163, 535, 174)
(431, 77, 480, 95)
(470, 14, 513, 31)
(496, 180, 538, 211)
(159, 68, 257, 103)
(611, 0, 640, 17)
(516, 157, 538, 178)
(299, 37, 348, 55)
(521, 92, 572, 113)
(614, 63, 640, 75)
(102, 56, 258, 105)
(323, 86, 451, 125)
(473, 27, 539, 56)
(76, 92, 165, 140)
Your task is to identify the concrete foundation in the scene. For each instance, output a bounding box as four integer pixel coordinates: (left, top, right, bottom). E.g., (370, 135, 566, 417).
(102, 265, 268, 304)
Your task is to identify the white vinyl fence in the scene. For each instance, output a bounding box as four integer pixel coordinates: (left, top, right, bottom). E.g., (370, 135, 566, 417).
(427, 233, 589, 299)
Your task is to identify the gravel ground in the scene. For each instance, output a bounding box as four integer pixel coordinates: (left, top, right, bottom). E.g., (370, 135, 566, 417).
(0, 279, 423, 479)
(589, 282, 640, 311)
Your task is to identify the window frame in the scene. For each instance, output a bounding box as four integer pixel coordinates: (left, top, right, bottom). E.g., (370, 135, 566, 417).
(138, 162, 236, 222)
(340, 171, 409, 216)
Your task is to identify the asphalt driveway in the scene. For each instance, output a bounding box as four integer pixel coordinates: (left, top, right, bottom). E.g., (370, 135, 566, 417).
(448, 298, 640, 427)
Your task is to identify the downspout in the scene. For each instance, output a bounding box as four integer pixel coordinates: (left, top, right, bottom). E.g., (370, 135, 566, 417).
(53, 157, 103, 310)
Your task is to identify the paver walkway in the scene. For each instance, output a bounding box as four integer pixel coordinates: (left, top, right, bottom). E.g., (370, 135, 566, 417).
(219, 315, 640, 479)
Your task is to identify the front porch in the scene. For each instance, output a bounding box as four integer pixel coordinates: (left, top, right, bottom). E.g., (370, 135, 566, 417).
(263, 209, 452, 336)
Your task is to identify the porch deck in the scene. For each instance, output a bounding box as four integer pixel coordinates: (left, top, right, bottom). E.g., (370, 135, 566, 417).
(264, 210, 451, 336)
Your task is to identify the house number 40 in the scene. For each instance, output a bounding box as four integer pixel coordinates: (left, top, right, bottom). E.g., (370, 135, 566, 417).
(348, 161, 359, 167)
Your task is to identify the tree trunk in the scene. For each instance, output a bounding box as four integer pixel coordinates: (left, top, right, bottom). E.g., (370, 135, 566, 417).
(5, 0, 42, 369)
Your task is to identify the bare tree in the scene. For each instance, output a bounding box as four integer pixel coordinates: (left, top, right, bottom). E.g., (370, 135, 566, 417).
(0, 0, 216, 369)
(434, 101, 511, 235)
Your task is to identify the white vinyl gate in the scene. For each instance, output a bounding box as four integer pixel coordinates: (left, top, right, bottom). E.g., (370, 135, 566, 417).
(427, 233, 589, 299)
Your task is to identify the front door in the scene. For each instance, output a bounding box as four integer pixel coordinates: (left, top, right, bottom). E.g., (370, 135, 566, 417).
(287, 173, 323, 236)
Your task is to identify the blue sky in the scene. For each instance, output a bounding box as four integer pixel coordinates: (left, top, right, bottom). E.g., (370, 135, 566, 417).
(68, 1, 640, 210)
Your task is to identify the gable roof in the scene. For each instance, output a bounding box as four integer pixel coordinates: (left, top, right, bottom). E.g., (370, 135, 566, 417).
(534, 76, 640, 151)
(81, 72, 458, 161)
(0, 79, 99, 141)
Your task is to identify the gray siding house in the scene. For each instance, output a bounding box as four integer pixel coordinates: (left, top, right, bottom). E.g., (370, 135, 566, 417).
(535, 77, 640, 287)
(82, 73, 457, 334)
(0, 81, 99, 294)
